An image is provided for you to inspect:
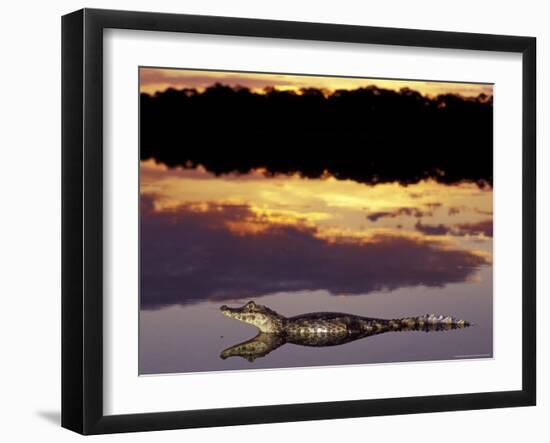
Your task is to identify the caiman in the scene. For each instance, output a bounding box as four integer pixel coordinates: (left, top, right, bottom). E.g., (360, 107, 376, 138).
(220, 301, 471, 361)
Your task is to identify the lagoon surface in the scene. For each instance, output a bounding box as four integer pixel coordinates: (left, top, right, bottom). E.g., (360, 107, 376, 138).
(139, 160, 493, 375)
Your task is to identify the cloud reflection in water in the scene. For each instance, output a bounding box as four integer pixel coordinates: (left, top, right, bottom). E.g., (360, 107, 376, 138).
(141, 196, 490, 309)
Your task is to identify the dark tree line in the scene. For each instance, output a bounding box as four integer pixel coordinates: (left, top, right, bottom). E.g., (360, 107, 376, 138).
(140, 84, 493, 186)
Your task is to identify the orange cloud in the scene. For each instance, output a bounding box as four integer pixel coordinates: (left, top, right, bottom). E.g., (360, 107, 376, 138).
(140, 67, 493, 98)
(140, 197, 491, 308)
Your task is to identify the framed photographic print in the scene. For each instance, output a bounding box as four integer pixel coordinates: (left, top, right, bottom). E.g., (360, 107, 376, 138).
(62, 8, 536, 435)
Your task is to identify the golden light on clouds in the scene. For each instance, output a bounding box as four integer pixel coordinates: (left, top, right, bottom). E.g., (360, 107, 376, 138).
(140, 67, 493, 98)
(141, 160, 493, 255)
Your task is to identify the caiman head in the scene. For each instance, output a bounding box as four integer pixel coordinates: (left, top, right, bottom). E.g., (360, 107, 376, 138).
(220, 301, 286, 333)
(220, 333, 286, 362)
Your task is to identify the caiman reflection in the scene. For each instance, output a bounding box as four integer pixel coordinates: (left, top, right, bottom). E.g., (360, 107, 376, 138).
(220, 301, 471, 362)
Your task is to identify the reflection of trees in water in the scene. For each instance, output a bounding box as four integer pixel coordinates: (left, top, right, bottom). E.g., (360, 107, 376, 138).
(140, 84, 493, 187)
(140, 200, 490, 310)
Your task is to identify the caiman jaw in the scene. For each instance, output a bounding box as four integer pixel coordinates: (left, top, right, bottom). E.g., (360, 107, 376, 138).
(220, 305, 231, 316)
(219, 302, 286, 333)
(220, 304, 250, 323)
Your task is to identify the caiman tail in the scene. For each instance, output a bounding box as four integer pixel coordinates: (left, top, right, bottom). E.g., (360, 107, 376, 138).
(383, 314, 471, 332)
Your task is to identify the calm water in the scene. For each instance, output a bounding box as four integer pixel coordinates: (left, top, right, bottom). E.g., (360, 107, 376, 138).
(139, 161, 493, 374)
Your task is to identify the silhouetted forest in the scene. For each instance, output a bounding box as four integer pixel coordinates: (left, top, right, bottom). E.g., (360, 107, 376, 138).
(140, 84, 493, 186)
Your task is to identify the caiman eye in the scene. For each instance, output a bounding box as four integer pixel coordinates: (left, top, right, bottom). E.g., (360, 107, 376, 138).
(246, 301, 256, 310)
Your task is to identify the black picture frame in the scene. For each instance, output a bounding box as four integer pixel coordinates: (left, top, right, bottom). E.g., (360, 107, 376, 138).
(62, 8, 536, 435)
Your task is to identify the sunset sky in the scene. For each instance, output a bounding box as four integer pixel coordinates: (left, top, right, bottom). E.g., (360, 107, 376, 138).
(139, 66, 493, 374)
(141, 160, 493, 256)
(140, 67, 493, 97)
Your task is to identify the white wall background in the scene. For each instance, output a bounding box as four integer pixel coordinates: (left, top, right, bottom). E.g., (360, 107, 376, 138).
(0, 0, 545, 441)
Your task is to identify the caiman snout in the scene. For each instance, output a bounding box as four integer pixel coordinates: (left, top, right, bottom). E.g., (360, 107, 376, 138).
(220, 305, 237, 319)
